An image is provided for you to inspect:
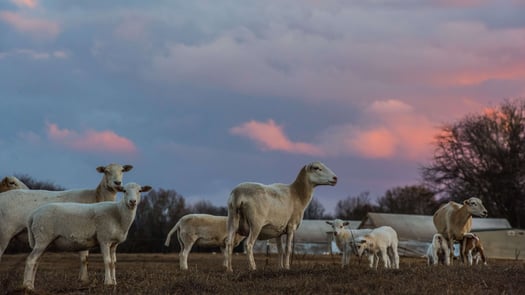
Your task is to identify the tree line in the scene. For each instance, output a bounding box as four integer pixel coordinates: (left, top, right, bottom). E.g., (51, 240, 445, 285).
(6, 98, 525, 253)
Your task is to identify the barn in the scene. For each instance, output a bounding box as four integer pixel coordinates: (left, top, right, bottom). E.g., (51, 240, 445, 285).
(358, 212, 515, 258)
(253, 219, 361, 255)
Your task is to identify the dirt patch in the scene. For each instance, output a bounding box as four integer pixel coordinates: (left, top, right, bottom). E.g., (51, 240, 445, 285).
(1, 252, 524, 294)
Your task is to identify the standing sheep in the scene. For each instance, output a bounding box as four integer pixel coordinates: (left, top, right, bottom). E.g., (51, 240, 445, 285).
(326, 219, 372, 267)
(0, 176, 29, 193)
(224, 161, 337, 272)
(426, 233, 450, 266)
(0, 163, 133, 283)
(433, 197, 488, 265)
(461, 233, 487, 266)
(164, 214, 246, 270)
(22, 182, 152, 290)
(355, 226, 400, 269)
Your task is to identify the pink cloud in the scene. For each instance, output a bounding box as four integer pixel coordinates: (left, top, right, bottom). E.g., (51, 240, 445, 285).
(0, 11, 60, 40)
(230, 119, 324, 156)
(11, 0, 38, 9)
(46, 122, 137, 154)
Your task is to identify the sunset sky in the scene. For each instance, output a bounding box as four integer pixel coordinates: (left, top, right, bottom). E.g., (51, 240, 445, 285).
(1, 0, 524, 214)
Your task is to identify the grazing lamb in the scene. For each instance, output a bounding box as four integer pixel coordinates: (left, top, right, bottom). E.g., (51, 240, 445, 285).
(461, 233, 487, 266)
(426, 233, 450, 266)
(22, 182, 151, 290)
(224, 161, 337, 272)
(326, 219, 372, 267)
(0, 176, 29, 192)
(433, 197, 488, 265)
(355, 226, 399, 269)
(164, 214, 246, 270)
(0, 163, 133, 283)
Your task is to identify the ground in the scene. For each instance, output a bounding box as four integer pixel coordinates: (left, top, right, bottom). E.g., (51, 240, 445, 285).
(1, 252, 524, 294)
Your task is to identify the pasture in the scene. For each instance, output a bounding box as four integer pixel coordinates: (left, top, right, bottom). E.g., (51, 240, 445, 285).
(1, 252, 523, 294)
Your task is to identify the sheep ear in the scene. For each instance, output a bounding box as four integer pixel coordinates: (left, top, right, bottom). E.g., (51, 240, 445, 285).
(343, 221, 349, 226)
(96, 166, 106, 173)
(116, 186, 125, 193)
(326, 221, 333, 225)
(140, 185, 152, 193)
(123, 165, 133, 172)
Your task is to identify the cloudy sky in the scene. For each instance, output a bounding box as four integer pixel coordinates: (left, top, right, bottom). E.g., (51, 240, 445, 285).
(1, 0, 524, 214)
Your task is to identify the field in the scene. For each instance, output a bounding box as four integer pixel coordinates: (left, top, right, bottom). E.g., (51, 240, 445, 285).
(1, 252, 524, 294)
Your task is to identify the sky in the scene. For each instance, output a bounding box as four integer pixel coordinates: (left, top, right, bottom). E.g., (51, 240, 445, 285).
(1, 0, 525, 214)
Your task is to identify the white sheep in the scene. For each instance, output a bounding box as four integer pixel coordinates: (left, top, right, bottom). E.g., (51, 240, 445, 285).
(22, 182, 151, 290)
(0, 163, 133, 283)
(325, 219, 372, 267)
(0, 176, 29, 192)
(224, 161, 337, 272)
(164, 214, 246, 270)
(355, 226, 400, 269)
(426, 233, 450, 266)
(433, 197, 488, 265)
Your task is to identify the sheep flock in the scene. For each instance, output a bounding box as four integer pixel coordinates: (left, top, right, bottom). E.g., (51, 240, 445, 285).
(0, 161, 491, 291)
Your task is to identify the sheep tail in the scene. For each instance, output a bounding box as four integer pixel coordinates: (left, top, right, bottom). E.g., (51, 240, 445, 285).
(27, 215, 36, 248)
(164, 220, 181, 247)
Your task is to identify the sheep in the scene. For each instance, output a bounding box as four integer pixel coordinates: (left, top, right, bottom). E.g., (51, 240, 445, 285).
(164, 214, 246, 270)
(224, 161, 337, 272)
(325, 219, 372, 267)
(426, 233, 450, 266)
(461, 233, 487, 266)
(22, 182, 151, 290)
(0, 176, 29, 192)
(0, 163, 133, 283)
(433, 197, 488, 265)
(355, 226, 400, 269)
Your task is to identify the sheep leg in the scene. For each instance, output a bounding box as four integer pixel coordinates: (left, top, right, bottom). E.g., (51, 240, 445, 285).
(78, 250, 90, 283)
(23, 244, 46, 290)
(367, 253, 374, 268)
(110, 244, 117, 284)
(342, 242, 348, 267)
(445, 238, 453, 266)
(284, 230, 296, 270)
(245, 229, 260, 271)
(392, 246, 399, 269)
(100, 244, 115, 285)
(225, 209, 240, 272)
(179, 239, 194, 270)
(380, 249, 389, 269)
(467, 250, 473, 266)
(275, 237, 284, 269)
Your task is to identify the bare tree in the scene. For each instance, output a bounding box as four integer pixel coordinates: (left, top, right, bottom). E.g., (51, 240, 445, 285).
(14, 174, 65, 190)
(303, 197, 330, 219)
(422, 99, 525, 227)
(377, 185, 439, 215)
(335, 192, 378, 220)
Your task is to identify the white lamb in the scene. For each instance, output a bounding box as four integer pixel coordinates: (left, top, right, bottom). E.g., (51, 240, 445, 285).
(22, 182, 152, 290)
(355, 226, 400, 269)
(0, 163, 133, 283)
(164, 214, 246, 270)
(426, 233, 450, 266)
(0, 176, 29, 192)
(224, 161, 337, 272)
(326, 219, 372, 267)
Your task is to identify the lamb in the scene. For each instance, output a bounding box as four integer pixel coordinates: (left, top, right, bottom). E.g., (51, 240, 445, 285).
(433, 197, 488, 265)
(426, 233, 450, 266)
(325, 219, 372, 267)
(461, 233, 487, 266)
(355, 226, 400, 269)
(22, 182, 151, 290)
(164, 214, 246, 270)
(0, 176, 29, 192)
(224, 161, 337, 272)
(0, 163, 133, 283)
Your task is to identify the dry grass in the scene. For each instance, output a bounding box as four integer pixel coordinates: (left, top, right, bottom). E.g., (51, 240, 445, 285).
(1, 252, 524, 294)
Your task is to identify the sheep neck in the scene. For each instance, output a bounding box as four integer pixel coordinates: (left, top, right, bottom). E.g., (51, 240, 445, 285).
(452, 203, 473, 234)
(117, 201, 137, 231)
(95, 179, 118, 203)
(290, 166, 315, 208)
